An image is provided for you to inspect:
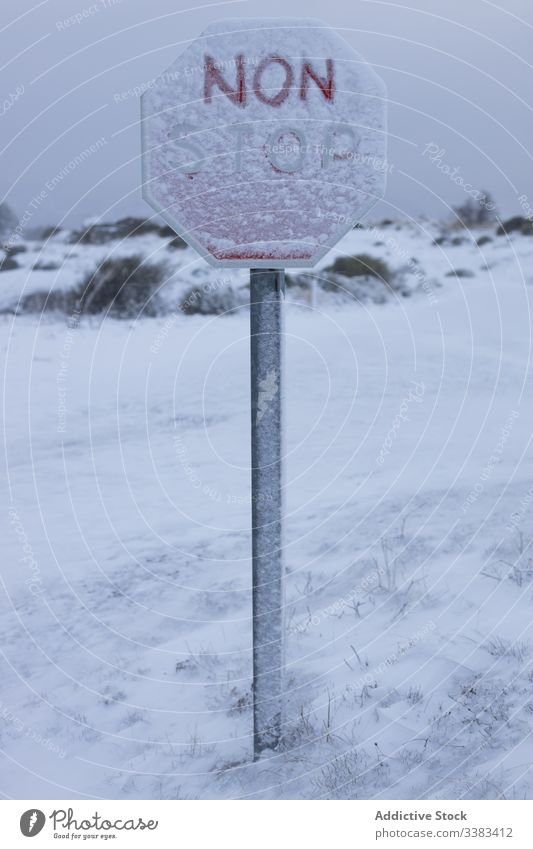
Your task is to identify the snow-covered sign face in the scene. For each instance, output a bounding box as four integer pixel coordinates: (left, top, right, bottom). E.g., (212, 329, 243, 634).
(141, 18, 387, 267)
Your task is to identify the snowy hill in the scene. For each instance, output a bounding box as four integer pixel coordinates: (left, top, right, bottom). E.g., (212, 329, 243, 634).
(2, 217, 533, 799)
(2, 214, 530, 317)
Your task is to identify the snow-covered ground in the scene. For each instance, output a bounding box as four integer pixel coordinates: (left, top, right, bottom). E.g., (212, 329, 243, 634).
(2, 219, 533, 799)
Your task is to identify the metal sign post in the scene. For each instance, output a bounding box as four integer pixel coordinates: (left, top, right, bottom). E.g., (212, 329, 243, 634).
(250, 268, 285, 755)
(140, 17, 386, 758)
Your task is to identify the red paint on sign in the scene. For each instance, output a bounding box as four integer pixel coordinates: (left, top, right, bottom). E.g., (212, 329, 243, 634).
(300, 59, 334, 101)
(204, 54, 246, 106)
(252, 55, 293, 107)
(203, 54, 335, 108)
(208, 246, 314, 261)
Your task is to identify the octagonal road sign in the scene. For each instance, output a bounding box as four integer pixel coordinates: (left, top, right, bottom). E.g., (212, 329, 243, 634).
(141, 18, 387, 267)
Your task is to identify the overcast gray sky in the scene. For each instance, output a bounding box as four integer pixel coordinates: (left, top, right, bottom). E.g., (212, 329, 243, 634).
(1, 0, 532, 227)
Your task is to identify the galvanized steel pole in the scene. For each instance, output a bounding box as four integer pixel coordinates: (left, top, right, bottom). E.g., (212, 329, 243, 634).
(250, 268, 285, 758)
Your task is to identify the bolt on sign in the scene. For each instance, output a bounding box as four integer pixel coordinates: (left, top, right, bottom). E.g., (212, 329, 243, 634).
(141, 18, 386, 757)
(141, 17, 386, 266)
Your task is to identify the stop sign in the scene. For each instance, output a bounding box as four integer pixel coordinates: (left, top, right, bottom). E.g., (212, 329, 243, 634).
(141, 18, 386, 267)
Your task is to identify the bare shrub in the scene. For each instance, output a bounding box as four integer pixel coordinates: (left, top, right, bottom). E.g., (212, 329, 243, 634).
(180, 283, 247, 316)
(314, 750, 366, 799)
(18, 255, 168, 318)
(323, 254, 391, 281)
